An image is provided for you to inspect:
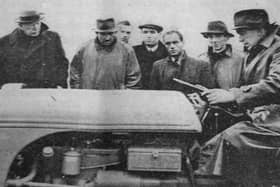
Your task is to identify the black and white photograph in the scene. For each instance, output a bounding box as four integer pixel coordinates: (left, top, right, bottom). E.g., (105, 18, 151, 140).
(0, 0, 280, 186)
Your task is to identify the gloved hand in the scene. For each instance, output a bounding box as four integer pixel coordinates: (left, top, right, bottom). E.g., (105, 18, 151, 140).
(188, 92, 207, 118)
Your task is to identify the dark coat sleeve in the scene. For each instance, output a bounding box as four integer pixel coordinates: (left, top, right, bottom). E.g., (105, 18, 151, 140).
(230, 49, 280, 108)
(0, 35, 10, 87)
(199, 60, 215, 88)
(70, 47, 84, 89)
(53, 33, 69, 88)
(124, 48, 141, 89)
(0, 38, 5, 87)
(150, 61, 161, 90)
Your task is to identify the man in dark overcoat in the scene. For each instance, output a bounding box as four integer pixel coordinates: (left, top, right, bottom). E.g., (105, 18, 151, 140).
(195, 9, 280, 186)
(133, 24, 168, 89)
(0, 10, 68, 88)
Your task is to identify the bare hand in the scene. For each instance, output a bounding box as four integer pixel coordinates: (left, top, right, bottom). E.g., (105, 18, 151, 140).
(194, 84, 208, 91)
(202, 89, 235, 104)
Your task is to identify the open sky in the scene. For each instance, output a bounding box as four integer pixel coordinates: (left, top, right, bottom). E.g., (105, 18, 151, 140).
(0, 0, 279, 59)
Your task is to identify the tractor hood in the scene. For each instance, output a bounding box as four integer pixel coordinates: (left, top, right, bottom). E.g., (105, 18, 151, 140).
(0, 89, 201, 133)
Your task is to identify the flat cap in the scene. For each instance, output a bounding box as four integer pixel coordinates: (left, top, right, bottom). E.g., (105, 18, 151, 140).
(139, 24, 163, 32)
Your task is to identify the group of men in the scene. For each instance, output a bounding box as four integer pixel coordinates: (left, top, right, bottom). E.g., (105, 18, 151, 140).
(69, 17, 245, 92)
(0, 8, 280, 185)
(0, 10, 243, 91)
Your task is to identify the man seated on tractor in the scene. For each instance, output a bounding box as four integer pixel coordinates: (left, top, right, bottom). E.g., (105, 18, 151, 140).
(195, 9, 280, 186)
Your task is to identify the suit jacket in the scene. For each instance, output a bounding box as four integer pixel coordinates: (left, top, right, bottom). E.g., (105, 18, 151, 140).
(150, 51, 215, 92)
(133, 42, 168, 89)
(0, 23, 68, 88)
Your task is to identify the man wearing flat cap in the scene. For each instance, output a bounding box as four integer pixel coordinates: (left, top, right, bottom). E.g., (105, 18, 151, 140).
(195, 9, 280, 186)
(70, 18, 141, 89)
(0, 10, 68, 88)
(133, 23, 168, 89)
(199, 21, 244, 89)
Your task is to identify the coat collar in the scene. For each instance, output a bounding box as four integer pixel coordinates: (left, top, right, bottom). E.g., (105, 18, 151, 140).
(145, 43, 159, 52)
(167, 50, 187, 66)
(244, 25, 280, 79)
(245, 25, 280, 52)
(141, 41, 165, 52)
(208, 44, 233, 58)
(258, 25, 279, 49)
(94, 37, 117, 52)
(9, 22, 49, 46)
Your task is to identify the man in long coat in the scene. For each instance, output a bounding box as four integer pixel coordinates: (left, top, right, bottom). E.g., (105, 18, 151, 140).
(70, 18, 141, 89)
(133, 24, 168, 89)
(198, 21, 244, 138)
(0, 10, 68, 88)
(195, 9, 280, 186)
(199, 21, 244, 89)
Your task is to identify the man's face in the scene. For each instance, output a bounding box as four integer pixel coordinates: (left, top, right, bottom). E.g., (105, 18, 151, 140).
(207, 33, 229, 52)
(19, 21, 41, 37)
(96, 32, 116, 46)
(163, 33, 184, 57)
(117, 25, 132, 44)
(236, 28, 263, 49)
(141, 28, 160, 46)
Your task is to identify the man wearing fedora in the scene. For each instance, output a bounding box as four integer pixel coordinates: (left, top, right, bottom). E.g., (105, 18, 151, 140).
(0, 10, 68, 88)
(133, 24, 168, 89)
(195, 9, 280, 186)
(70, 18, 141, 89)
(199, 21, 244, 89)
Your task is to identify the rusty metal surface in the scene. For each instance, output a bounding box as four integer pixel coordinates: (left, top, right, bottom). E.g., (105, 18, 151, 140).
(0, 89, 201, 133)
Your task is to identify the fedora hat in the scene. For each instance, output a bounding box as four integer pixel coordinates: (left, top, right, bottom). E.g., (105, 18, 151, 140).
(233, 9, 270, 30)
(95, 18, 117, 33)
(201, 21, 234, 38)
(16, 10, 44, 24)
(139, 24, 163, 33)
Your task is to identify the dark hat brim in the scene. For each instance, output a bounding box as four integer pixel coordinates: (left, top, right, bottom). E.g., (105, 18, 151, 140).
(16, 13, 44, 24)
(201, 31, 234, 38)
(232, 22, 275, 30)
(16, 17, 43, 24)
(95, 28, 117, 33)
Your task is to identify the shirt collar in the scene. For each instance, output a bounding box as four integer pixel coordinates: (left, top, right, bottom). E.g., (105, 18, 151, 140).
(168, 50, 186, 66)
(208, 44, 232, 57)
(145, 43, 159, 52)
(94, 37, 117, 52)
